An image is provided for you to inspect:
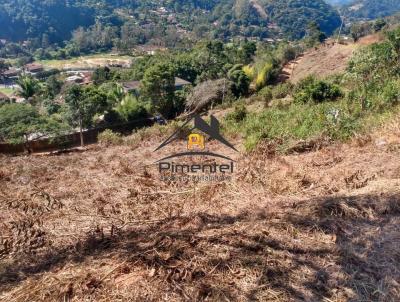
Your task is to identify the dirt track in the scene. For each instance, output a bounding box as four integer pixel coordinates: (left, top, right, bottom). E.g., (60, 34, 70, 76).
(283, 34, 384, 83)
(1, 118, 400, 301)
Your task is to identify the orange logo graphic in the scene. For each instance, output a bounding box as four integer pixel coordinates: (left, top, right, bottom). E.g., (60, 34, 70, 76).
(187, 133, 205, 150)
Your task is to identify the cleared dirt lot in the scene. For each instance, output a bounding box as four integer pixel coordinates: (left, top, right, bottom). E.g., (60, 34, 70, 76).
(39, 54, 133, 70)
(1, 118, 400, 301)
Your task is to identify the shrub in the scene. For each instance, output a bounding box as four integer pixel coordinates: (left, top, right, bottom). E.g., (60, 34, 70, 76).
(276, 44, 297, 64)
(223, 97, 364, 152)
(98, 129, 123, 146)
(294, 76, 342, 104)
(381, 80, 400, 106)
(258, 86, 273, 106)
(242, 65, 255, 79)
(0, 103, 68, 145)
(124, 121, 191, 149)
(115, 95, 148, 122)
(229, 69, 250, 97)
(227, 103, 248, 122)
(272, 83, 294, 99)
(255, 63, 274, 90)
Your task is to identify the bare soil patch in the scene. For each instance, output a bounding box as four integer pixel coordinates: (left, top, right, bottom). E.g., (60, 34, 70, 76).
(284, 33, 384, 84)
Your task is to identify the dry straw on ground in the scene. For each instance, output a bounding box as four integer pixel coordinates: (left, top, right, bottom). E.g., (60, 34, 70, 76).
(1, 124, 400, 301)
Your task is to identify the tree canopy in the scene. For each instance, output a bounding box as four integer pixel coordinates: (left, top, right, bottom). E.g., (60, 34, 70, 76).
(0, 0, 341, 57)
(0, 103, 66, 144)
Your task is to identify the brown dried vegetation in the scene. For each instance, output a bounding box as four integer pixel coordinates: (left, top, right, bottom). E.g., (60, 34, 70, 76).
(1, 126, 400, 301)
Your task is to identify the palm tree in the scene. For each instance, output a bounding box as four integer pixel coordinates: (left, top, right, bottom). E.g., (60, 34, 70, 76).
(16, 74, 40, 100)
(107, 83, 125, 106)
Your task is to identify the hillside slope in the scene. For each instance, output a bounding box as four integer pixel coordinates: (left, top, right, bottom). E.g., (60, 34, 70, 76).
(262, 0, 341, 39)
(342, 0, 400, 20)
(1, 117, 400, 301)
(0, 0, 341, 43)
(283, 33, 383, 83)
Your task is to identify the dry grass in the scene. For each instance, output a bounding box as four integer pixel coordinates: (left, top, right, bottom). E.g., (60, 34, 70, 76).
(38, 54, 132, 70)
(1, 123, 400, 301)
(284, 34, 382, 84)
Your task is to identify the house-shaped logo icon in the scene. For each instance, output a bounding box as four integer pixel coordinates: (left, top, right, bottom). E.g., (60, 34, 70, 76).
(155, 114, 238, 153)
(156, 115, 237, 180)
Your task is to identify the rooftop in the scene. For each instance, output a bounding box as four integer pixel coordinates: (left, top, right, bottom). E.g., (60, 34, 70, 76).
(122, 80, 141, 91)
(121, 77, 190, 91)
(0, 92, 9, 100)
(174, 77, 191, 86)
(2, 68, 21, 76)
(24, 63, 43, 72)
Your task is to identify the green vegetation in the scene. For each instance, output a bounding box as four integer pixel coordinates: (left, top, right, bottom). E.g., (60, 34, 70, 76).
(342, 0, 400, 21)
(224, 99, 354, 151)
(141, 62, 176, 118)
(293, 76, 343, 104)
(64, 85, 108, 146)
(0, 103, 67, 145)
(263, 0, 340, 39)
(1, 9, 400, 156)
(257, 86, 273, 105)
(226, 102, 248, 122)
(0, 0, 340, 60)
(16, 75, 40, 100)
(227, 65, 251, 97)
(224, 27, 400, 151)
(1, 40, 263, 145)
(115, 95, 149, 122)
(271, 82, 294, 99)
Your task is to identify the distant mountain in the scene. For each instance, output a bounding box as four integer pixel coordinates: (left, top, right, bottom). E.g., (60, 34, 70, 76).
(262, 0, 341, 39)
(0, 0, 341, 46)
(341, 0, 400, 20)
(325, 0, 354, 5)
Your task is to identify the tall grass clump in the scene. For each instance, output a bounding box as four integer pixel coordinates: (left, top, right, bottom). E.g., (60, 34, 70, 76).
(255, 63, 274, 90)
(224, 97, 366, 152)
(242, 65, 255, 79)
(294, 76, 343, 104)
(98, 129, 123, 146)
(115, 95, 149, 122)
(227, 27, 400, 153)
(272, 82, 294, 99)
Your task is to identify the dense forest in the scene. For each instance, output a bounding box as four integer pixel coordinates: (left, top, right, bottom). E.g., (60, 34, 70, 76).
(325, 0, 354, 5)
(0, 0, 341, 53)
(341, 0, 400, 20)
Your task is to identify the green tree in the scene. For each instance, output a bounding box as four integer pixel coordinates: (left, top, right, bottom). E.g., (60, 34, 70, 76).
(115, 95, 148, 122)
(0, 103, 66, 151)
(239, 41, 257, 64)
(141, 62, 175, 118)
(92, 67, 113, 85)
(43, 75, 62, 99)
(228, 65, 250, 97)
(100, 82, 125, 107)
(16, 74, 40, 100)
(0, 59, 9, 73)
(387, 27, 400, 61)
(64, 85, 107, 146)
(374, 19, 387, 32)
(305, 21, 327, 46)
